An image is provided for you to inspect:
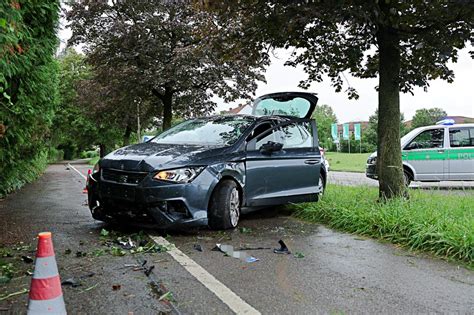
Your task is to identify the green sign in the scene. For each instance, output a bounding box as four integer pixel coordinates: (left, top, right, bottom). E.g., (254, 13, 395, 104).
(354, 123, 361, 140)
(331, 123, 338, 140)
(342, 123, 350, 140)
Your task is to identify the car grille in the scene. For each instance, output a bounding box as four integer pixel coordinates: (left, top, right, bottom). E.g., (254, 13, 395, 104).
(101, 169, 148, 185)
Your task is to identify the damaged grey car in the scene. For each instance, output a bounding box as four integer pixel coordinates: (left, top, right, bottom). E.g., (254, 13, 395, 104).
(87, 92, 326, 230)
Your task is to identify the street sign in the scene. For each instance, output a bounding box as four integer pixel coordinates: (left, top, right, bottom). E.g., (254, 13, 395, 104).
(354, 123, 361, 140)
(331, 123, 338, 140)
(342, 123, 350, 140)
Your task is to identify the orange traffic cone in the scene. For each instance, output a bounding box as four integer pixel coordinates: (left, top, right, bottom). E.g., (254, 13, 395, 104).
(27, 232, 66, 314)
(82, 169, 91, 194)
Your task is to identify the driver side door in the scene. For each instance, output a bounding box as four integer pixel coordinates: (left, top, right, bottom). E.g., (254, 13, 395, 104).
(244, 120, 321, 207)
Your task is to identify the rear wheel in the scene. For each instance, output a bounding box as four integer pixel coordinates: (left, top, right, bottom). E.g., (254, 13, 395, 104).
(208, 180, 240, 230)
(403, 171, 412, 187)
(317, 173, 325, 200)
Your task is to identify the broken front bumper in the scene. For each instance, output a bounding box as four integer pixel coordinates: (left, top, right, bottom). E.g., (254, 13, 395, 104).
(87, 170, 212, 229)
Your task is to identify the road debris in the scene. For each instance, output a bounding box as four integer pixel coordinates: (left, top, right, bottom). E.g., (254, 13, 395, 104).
(0, 288, 28, 301)
(293, 252, 305, 258)
(193, 244, 203, 252)
(239, 227, 252, 234)
(238, 245, 271, 251)
(21, 255, 33, 263)
(75, 251, 87, 257)
(62, 278, 81, 287)
(80, 283, 99, 293)
(64, 249, 72, 255)
(213, 244, 259, 263)
(274, 240, 291, 255)
(112, 284, 121, 291)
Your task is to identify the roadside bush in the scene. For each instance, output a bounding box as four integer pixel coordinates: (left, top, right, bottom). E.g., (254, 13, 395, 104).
(80, 150, 99, 159)
(294, 185, 474, 266)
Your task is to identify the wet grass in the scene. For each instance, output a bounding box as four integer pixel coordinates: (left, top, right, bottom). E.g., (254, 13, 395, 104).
(325, 152, 370, 173)
(88, 156, 100, 165)
(294, 185, 474, 267)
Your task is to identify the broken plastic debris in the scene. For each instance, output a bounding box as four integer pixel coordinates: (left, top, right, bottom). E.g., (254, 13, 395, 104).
(273, 240, 291, 255)
(21, 255, 33, 263)
(193, 244, 203, 252)
(293, 252, 305, 258)
(61, 278, 81, 287)
(214, 244, 259, 263)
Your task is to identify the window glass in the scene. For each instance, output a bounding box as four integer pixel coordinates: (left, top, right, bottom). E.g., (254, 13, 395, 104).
(407, 128, 444, 149)
(253, 97, 311, 118)
(255, 122, 313, 149)
(449, 128, 474, 147)
(151, 116, 253, 146)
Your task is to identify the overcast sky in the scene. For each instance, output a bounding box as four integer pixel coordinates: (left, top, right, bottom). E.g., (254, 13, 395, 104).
(216, 48, 474, 123)
(59, 20, 473, 123)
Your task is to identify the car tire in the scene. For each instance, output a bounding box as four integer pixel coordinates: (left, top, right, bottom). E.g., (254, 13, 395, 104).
(317, 173, 325, 200)
(403, 171, 412, 187)
(208, 180, 241, 230)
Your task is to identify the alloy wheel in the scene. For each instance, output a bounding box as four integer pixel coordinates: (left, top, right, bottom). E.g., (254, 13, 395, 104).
(229, 188, 240, 227)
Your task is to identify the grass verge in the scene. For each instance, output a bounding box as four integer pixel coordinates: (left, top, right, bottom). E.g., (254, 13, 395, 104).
(88, 156, 100, 165)
(325, 152, 370, 172)
(294, 185, 474, 267)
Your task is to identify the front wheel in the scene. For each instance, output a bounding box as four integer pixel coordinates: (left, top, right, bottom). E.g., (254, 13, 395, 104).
(403, 171, 412, 187)
(208, 180, 241, 230)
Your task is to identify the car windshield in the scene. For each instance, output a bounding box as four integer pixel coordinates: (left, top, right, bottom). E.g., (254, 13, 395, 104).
(151, 116, 254, 146)
(400, 127, 424, 146)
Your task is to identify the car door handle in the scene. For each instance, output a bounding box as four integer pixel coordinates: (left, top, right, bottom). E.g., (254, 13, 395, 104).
(437, 149, 445, 153)
(304, 159, 320, 165)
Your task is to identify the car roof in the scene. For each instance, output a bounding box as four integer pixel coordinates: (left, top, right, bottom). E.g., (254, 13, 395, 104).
(414, 123, 474, 131)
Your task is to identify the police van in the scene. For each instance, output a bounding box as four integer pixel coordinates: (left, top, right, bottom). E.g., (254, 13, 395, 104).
(366, 120, 474, 185)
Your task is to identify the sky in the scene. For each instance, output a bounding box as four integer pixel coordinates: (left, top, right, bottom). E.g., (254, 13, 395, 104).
(59, 19, 473, 124)
(215, 48, 474, 123)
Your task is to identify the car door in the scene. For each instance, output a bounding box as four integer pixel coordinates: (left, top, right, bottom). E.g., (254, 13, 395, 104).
(244, 120, 321, 207)
(447, 126, 474, 180)
(403, 127, 447, 181)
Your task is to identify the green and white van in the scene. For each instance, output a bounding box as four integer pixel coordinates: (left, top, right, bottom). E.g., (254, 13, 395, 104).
(366, 122, 474, 185)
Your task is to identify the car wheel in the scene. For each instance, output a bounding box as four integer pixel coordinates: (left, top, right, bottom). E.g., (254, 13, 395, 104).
(403, 171, 411, 187)
(208, 180, 240, 230)
(317, 173, 325, 197)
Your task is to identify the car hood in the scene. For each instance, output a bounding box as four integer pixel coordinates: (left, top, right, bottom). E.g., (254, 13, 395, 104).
(100, 142, 229, 172)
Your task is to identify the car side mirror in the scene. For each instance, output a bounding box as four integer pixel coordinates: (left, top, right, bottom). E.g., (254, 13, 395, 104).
(259, 141, 283, 155)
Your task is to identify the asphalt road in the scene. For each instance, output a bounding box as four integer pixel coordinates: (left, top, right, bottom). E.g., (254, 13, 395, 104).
(0, 163, 473, 314)
(329, 170, 474, 193)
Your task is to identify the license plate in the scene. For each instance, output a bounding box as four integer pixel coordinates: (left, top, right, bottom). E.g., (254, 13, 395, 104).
(104, 184, 136, 201)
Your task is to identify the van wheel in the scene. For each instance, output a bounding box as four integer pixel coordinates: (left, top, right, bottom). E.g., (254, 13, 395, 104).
(208, 180, 240, 230)
(403, 171, 412, 187)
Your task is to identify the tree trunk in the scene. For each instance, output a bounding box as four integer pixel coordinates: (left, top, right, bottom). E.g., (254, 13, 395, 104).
(376, 25, 405, 199)
(162, 88, 173, 131)
(123, 123, 132, 146)
(99, 143, 106, 158)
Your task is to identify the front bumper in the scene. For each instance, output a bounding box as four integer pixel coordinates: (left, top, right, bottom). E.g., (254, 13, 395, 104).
(366, 163, 378, 180)
(87, 169, 216, 229)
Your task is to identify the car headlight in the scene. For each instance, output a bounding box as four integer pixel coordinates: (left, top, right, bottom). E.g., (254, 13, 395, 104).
(367, 157, 377, 165)
(153, 167, 205, 183)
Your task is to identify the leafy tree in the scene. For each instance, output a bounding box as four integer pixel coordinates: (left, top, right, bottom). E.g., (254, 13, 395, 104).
(204, 1, 474, 198)
(411, 108, 448, 129)
(312, 104, 337, 149)
(0, 1, 60, 197)
(66, 1, 266, 131)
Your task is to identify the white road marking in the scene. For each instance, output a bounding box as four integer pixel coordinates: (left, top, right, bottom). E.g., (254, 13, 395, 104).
(150, 235, 261, 315)
(67, 163, 87, 180)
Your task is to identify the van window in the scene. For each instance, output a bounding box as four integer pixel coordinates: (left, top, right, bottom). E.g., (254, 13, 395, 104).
(406, 128, 444, 150)
(449, 128, 474, 147)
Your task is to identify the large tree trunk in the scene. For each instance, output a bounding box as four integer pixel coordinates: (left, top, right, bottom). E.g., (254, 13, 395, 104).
(376, 25, 405, 199)
(123, 123, 132, 146)
(152, 86, 174, 131)
(162, 93, 173, 131)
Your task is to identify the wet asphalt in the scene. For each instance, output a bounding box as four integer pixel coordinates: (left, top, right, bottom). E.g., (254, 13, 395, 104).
(0, 162, 473, 314)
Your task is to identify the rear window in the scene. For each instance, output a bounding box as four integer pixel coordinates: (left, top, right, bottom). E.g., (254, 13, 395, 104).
(449, 128, 474, 147)
(253, 97, 311, 118)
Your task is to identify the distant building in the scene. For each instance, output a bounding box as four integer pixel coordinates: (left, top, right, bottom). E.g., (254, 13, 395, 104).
(222, 103, 252, 115)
